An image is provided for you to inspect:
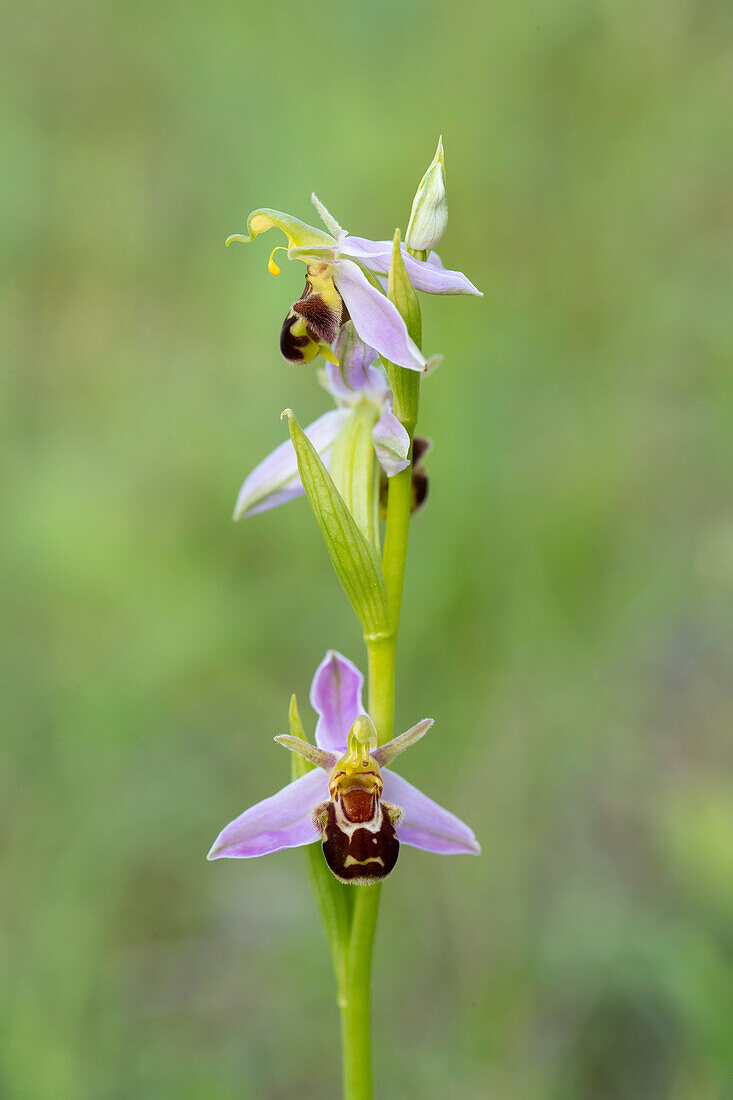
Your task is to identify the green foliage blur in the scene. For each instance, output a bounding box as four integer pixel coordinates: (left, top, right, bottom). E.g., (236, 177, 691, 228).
(3, 0, 732, 1095)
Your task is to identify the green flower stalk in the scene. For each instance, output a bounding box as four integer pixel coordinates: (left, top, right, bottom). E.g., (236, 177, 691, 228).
(209, 138, 482, 1099)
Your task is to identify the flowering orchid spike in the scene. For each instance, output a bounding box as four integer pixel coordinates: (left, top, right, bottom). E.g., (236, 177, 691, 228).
(274, 735, 337, 771)
(372, 719, 433, 766)
(208, 652, 480, 874)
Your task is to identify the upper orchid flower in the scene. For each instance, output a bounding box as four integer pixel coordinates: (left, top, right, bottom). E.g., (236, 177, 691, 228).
(207, 650, 480, 883)
(225, 194, 481, 372)
(233, 323, 412, 521)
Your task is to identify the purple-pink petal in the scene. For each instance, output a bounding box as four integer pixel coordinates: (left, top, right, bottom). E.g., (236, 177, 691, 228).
(332, 260, 426, 373)
(372, 407, 411, 477)
(381, 770, 481, 855)
(340, 237, 482, 297)
(310, 649, 364, 753)
(233, 409, 349, 520)
(207, 768, 328, 859)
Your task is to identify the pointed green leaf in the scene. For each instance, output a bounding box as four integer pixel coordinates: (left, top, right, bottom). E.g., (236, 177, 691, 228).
(283, 410, 391, 639)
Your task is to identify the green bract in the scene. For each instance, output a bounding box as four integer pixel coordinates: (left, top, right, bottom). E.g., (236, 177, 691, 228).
(383, 230, 421, 431)
(282, 409, 391, 640)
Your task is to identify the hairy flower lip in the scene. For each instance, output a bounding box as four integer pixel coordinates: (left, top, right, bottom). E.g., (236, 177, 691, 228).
(206, 650, 481, 862)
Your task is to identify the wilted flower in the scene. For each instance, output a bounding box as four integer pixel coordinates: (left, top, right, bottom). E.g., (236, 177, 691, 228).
(233, 323, 411, 521)
(380, 436, 432, 520)
(226, 194, 480, 371)
(405, 136, 449, 252)
(207, 650, 480, 883)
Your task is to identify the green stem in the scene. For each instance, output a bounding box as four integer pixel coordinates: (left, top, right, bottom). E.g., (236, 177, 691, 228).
(339, 883, 381, 1100)
(335, 232, 420, 1096)
(337, 427, 415, 1100)
(366, 636, 396, 745)
(381, 460, 414, 637)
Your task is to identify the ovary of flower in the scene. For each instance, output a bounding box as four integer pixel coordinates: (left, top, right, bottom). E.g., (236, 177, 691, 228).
(207, 650, 480, 884)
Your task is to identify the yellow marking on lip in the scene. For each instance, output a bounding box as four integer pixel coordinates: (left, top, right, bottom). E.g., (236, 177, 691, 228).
(318, 344, 339, 366)
(343, 855, 385, 868)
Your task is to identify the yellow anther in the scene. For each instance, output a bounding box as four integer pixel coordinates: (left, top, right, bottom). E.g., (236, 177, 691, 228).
(319, 344, 339, 366)
(267, 246, 287, 276)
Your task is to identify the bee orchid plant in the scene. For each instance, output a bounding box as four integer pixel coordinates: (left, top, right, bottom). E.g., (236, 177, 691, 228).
(209, 138, 482, 1100)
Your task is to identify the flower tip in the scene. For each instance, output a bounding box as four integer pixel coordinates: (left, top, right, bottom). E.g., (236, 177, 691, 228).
(225, 233, 252, 248)
(232, 490, 247, 522)
(310, 193, 345, 238)
(280, 408, 295, 423)
(206, 841, 224, 860)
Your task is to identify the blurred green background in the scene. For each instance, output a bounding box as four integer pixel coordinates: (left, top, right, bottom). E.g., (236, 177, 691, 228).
(3, 0, 732, 1096)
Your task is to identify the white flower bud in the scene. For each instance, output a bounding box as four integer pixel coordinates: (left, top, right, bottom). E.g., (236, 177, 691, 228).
(405, 136, 448, 252)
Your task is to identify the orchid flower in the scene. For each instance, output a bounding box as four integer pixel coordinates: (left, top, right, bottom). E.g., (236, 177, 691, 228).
(233, 323, 413, 521)
(207, 650, 480, 883)
(225, 194, 481, 372)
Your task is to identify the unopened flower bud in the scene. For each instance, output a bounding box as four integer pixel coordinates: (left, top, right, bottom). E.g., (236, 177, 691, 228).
(405, 136, 448, 252)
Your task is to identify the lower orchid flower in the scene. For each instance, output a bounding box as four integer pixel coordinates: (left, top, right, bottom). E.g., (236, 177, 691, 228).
(207, 650, 480, 883)
(233, 323, 412, 521)
(225, 194, 481, 372)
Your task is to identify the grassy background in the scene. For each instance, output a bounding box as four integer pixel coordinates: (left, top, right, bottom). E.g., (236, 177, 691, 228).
(3, 0, 732, 1096)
